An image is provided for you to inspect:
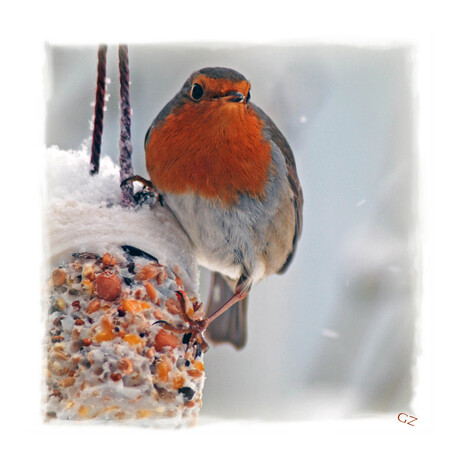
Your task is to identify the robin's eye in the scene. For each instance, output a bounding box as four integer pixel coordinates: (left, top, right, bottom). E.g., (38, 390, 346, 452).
(191, 83, 204, 101)
(247, 91, 251, 102)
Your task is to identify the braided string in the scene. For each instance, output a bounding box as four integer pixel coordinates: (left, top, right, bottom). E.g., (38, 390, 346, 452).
(89, 44, 107, 175)
(118, 44, 135, 207)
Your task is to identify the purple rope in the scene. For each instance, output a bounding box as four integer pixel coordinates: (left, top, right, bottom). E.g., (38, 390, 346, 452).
(89, 44, 107, 175)
(118, 44, 135, 207)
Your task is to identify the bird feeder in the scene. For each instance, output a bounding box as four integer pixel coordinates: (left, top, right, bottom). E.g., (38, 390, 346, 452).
(43, 45, 205, 427)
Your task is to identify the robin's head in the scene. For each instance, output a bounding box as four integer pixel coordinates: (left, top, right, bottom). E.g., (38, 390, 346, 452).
(179, 67, 251, 106)
(146, 67, 272, 204)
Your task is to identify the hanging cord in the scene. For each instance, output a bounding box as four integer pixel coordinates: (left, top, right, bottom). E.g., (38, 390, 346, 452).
(89, 44, 136, 207)
(89, 44, 107, 175)
(118, 44, 135, 207)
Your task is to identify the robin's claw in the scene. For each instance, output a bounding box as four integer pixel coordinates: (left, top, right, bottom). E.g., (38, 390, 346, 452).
(153, 319, 209, 352)
(154, 293, 209, 351)
(153, 320, 172, 328)
(121, 174, 153, 189)
(121, 175, 164, 207)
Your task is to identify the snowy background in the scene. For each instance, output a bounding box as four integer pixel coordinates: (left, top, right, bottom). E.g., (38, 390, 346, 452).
(45, 43, 418, 420)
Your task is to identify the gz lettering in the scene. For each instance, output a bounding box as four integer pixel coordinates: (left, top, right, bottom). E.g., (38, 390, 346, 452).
(397, 412, 417, 426)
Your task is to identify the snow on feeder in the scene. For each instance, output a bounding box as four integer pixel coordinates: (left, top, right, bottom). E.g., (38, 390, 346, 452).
(43, 46, 205, 427)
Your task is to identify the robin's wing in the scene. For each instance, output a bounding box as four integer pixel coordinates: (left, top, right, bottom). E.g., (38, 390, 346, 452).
(251, 104, 304, 274)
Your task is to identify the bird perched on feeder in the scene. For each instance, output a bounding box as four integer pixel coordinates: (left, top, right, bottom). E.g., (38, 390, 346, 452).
(143, 67, 303, 349)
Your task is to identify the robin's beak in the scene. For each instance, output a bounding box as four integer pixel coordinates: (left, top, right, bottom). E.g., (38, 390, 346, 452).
(222, 91, 245, 103)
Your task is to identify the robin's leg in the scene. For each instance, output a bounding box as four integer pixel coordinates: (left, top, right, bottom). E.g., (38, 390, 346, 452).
(203, 274, 251, 326)
(155, 274, 252, 351)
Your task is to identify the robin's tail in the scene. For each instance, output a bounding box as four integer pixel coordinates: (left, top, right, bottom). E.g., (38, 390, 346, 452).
(205, 272, 248, 349)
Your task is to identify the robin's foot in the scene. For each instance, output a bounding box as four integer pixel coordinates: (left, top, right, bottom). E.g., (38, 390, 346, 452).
(121, 175, 164, 206)
(154, 291, 209, 352)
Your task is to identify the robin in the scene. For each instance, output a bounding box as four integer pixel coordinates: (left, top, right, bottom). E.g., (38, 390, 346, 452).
(143, 67, 303, 349)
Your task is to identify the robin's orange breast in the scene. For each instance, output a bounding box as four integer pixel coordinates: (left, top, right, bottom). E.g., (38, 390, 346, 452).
(146, 101, 272, 205)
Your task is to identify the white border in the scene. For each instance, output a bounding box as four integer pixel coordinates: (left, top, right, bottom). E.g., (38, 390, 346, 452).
(3, 0, 458, 456)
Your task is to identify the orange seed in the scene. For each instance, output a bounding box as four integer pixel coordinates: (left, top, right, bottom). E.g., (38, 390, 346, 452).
(154, 329, 180, 351)
(86, 299, 101, 314)
(123, 334, 143, 346)
(144, 281, 157, 302)
(118, 358, 134, 375)
(121, 299, 151, 313)
(51, 268, 66, 287)
(135, 264, 159, 281)
(156, 359, 171, 382)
